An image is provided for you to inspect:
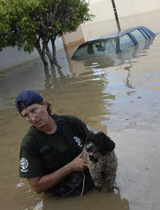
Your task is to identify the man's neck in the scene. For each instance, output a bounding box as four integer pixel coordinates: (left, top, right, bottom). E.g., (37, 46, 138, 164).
(37, 116, 57, 135)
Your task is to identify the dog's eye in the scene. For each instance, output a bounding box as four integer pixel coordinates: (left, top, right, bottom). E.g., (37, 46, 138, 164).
(89, 155, 98, 163)
(86, 147, 92, 152)
(86, 145, 94, 152)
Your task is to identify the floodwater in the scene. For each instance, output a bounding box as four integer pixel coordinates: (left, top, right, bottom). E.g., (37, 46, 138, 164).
(0, 10, 160, 210)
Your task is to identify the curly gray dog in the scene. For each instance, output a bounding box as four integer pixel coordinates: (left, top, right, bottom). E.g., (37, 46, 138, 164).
(82, 131, 119, 193)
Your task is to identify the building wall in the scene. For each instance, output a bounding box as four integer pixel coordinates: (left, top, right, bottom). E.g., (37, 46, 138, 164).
(0, 47, 38, 71)
(62, 26, 85, 48)
(0, 37, 63, 71)
(86, 0, 160, 23)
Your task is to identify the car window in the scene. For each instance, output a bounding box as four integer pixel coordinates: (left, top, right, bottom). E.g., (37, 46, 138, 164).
(104, 39, 116, 54)
(73, 45, 89, 58)
(120, 34, 135, 51)
(139, 28, 151, 39)
(91, 39, 116, 55)
(92, 42, 105, 55)
(73, 39, 117, 58)
(131, 29, 147, 46)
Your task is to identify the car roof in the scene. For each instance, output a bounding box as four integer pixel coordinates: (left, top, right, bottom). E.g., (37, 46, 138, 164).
(78, 26, 156, 47)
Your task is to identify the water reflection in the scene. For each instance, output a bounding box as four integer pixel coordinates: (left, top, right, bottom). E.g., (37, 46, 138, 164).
(42, 63, 115, 131)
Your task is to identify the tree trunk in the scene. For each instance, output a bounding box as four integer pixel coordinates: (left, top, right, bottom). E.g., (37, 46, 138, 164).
(34, 40, 48, 68)
(45, 42, 54, 67)
(51, 37, 58, 66)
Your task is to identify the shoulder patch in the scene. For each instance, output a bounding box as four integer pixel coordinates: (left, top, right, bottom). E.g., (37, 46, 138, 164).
(87, 125, 93, 132)
(20, 158, 29, 173)
(73, 136, 83, 148)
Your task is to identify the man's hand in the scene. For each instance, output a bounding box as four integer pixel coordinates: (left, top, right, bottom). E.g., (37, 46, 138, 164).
(28, 154, 87, 194)
(69, 154, 88, 172)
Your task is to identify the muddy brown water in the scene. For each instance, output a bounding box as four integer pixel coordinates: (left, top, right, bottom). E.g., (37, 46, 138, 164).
(0, 11, 160, 210)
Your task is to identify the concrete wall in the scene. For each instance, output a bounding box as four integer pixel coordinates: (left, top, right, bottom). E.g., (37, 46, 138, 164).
(82, 0, 160, 41)
(86, 0, 160, 23)
(0, 47, 38, 71)
(62, 26, 85, 48)
(0, 37, 63, 71)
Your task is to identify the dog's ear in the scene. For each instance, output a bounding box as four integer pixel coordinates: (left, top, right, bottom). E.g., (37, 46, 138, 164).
(108, 139, 115, 152)
(94, 132, 115, 155)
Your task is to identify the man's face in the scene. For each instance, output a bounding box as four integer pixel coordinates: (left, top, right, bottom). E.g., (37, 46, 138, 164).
(21, 101, 50, 130)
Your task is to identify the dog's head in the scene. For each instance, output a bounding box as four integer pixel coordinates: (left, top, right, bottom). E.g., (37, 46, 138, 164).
(85, 132, 115, 156)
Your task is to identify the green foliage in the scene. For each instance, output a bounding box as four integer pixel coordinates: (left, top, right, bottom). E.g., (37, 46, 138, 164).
(0, 0, 93, 66)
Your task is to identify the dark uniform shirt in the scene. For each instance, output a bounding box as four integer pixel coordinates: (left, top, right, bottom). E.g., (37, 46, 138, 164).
(19, 115, 91, 178)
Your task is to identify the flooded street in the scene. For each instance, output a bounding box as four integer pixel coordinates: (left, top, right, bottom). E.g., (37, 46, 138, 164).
(0, 11, 160, 210)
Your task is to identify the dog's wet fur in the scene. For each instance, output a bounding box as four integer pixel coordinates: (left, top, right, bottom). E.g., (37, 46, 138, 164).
(82, 132, 119, 193)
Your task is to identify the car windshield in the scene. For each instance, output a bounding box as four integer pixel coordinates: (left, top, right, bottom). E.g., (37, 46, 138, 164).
(73, 38, 117, 58)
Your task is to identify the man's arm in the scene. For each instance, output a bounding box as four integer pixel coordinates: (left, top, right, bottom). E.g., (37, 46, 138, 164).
(28, 154, 87, 194)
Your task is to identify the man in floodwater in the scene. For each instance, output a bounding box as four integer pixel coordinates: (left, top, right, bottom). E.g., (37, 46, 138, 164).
(15, 90, 94, 196)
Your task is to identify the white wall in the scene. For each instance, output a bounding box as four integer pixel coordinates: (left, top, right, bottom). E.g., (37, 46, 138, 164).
(81, 0, 160, 41)
(116, 0, 160, 17)
(87, 0, 114, 22)
(0, 37, 63, 71)
(86, 0, 160, 23)
(0, 47, 38, 71)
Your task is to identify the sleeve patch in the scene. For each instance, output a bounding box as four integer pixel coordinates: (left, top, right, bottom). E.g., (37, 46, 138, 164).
(20, 158, 29, 173)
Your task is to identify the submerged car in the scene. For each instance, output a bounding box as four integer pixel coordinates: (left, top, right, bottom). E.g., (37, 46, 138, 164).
(71, 26, 156, 62)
